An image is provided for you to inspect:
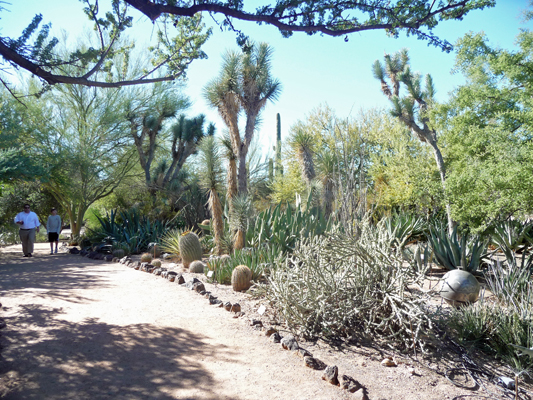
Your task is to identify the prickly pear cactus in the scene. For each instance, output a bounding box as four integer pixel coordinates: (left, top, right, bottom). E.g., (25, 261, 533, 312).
(189, 260, 206, 274)
(140, 253, 153, 263)
(179, 231, 203, 268)
(231, 265, 252, 292)
(151, 259, 162, 268)
(112, 249, 125, 258)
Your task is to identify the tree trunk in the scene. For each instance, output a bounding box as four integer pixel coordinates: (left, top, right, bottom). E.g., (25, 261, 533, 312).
(427, 137, 454, 235)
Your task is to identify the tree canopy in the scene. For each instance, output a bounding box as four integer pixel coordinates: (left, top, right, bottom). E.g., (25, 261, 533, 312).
(0, 0, 494, 89)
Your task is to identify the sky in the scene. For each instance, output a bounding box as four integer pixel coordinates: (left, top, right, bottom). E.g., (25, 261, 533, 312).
(1, 1, 531, 155)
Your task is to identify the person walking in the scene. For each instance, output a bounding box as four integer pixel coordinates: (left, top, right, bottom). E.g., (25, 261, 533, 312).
(14, 204, 41, 257)
(46, 208, 62, 255)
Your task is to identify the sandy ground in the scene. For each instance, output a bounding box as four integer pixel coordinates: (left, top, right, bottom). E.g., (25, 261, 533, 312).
(0, 243, 521, 400)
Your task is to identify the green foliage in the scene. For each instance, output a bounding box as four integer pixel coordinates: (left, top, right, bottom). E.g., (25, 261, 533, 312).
(206, 245, 284, 285)
(87, 208, 170, 254)
(437, 30, 533, 231)
(428, 226, 487, 273)
(248, 193, 331, 254)
(264, 221, 431, 348)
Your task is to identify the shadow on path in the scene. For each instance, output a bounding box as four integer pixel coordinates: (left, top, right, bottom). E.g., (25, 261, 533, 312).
(0, 245, 243, 400)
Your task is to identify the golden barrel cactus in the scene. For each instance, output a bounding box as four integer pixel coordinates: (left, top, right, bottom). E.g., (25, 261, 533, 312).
(231, 265, 252, 292)
(179, 231, 203, 268)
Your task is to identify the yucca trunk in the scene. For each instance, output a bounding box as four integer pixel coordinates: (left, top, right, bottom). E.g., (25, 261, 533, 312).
(323, 177, 334, 219)
(298, 146, 316, 184)
(227, 158, 238, 214)
(208, 188, 225, 256)
(234, 229, 245, 251)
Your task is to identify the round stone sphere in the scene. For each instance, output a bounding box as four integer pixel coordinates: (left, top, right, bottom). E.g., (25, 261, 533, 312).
(439, 269, 480, 306)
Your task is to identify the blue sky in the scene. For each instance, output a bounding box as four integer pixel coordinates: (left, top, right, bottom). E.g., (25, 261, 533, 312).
(1, 1, 530, 153)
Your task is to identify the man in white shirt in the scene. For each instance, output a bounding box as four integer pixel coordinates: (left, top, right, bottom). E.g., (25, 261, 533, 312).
(14, 204, 41, 257)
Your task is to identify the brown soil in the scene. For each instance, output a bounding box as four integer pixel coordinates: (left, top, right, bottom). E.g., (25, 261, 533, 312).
(0, 243, 525, 399)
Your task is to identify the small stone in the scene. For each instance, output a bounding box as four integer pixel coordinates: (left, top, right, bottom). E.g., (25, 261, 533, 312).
(203, 292, 212, 298)
(199, 290, 206, 296)
(499, 376, 515, 390)
(192, 282, 206, 293)
(176, 274, 185, 284)
(208, 294, 217, 301)
(281, 336, 299, 351)
(105, 254, 114, 261)
(233, 312, 245, 318)
(161, 270, 169, 278)
(265, 327, 277, 337)
(154, 268, 162, 276)
(322, 365, 339, 385)
(69, 247, 80, 254)
(340, 375, 361, 392)
(218, 302, 224, 308)
(270, 332, 282, 343)
(297, 348, 312, 358)
(250, 319, 263, 327)
(230, 303, 241, 313)
(167, 271, 178, 282)
(209, 298, 222, 305)
(224, 302, 232, 311)
(304, 356, 326, 370)
(381, 357, 397, 367)
(186, 278, 201, 289)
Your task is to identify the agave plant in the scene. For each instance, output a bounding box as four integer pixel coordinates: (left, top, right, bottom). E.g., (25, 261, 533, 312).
(490, 219, 533, 254)
(428, 226, 487, 273)
(248, 191, 332, 254)
(380, 212, 427, 249)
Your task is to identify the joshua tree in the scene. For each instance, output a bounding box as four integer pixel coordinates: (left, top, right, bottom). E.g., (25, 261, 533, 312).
(204, 42, 281, 195)
(198, 133, 225, 255)
(372, 49, 454, 234)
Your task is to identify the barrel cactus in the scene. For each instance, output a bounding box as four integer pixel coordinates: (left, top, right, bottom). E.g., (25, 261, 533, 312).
(179, 231, 203, 268)
(231, 265, 252, 292)
(189, 260, 206, 274)
(151, 259, 162, 268)
(140, 253, 153, 263)
(112, 249, 126, 258)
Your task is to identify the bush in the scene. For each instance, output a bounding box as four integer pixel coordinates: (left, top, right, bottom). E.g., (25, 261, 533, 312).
(264, 220, 431, 349)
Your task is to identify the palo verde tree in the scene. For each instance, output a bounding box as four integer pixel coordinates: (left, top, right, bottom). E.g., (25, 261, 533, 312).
(0, 0, 211, 95)
(436, 27, 533, 230)
(0, 1, 495, 90)
(372, 49, 454, 234)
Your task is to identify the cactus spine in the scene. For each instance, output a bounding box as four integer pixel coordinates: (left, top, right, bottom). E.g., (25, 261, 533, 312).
(179, 231, 203, 268)
(231, 265, 252, 292)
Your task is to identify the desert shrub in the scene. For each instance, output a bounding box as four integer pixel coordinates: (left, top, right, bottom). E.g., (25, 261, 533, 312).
(428, 226, 487, 273)
(264, 220, 431, 349)
(0, 224, 19, 245)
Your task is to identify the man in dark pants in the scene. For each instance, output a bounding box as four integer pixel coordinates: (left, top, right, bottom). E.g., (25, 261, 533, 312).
(14, 204, 41, 257)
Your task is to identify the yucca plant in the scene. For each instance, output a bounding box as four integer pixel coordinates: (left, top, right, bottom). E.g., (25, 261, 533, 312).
(428, 226, 487, 273)
(230, 194, 253, 251)
(160, 228, 185, 255)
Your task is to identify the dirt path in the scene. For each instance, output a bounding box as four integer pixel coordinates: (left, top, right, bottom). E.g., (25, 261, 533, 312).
(0, 243, 352, 400)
